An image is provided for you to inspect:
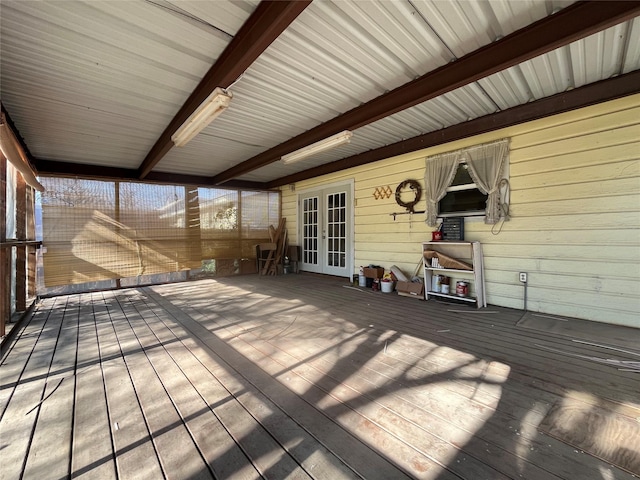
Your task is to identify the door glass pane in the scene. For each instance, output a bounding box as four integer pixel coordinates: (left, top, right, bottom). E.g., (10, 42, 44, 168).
(326, 191, 347, 269)
(302, 196, 319, 266)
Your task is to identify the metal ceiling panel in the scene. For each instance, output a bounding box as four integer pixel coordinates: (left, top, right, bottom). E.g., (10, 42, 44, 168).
(409, 0, 571, 59)
(623, 17, 640, 74)
(158, 0, 578, 179)
(570, 22, 633, 87)
(518, 46, 573, 99)
(0, 0, 256, 166)
(2, 0, 638, 186)
(477, 67, 534, 110)
(237, 16, 640, 184)
(156, 0, 459, 177)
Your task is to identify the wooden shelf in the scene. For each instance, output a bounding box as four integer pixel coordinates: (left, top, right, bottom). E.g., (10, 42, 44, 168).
(424, 266, 474, 274)
(422, 240, 487, 308)
(426, 291, 476, 303)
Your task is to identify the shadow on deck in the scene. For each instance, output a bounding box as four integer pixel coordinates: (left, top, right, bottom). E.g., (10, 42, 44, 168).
(1, 273, 638, 479)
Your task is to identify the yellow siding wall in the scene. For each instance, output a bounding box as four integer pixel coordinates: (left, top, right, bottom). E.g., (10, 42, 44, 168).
(281, 95, 640, 327)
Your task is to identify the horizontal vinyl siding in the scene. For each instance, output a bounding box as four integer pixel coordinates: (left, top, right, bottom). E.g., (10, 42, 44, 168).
(482, 97, 640, 327)
(281, 94, 640, 327)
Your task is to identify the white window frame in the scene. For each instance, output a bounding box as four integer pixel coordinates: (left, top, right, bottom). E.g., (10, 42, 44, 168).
(438, 158, 510, 219)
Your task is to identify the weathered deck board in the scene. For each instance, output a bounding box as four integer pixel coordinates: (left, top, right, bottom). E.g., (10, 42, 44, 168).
(121, 293, 263, 480)
(0, 298, 53, 417)
(71, 294, 117, 479)
(147, 276, 639, 479)
(23, 294, 80, 479)
(159, 280, 634, 480)
(1, 274, 638, 480)
(107, 292, 213, 480)
(0, 297, 67, 480)
(145, 288, 418, 480)
(115, 291, 266, 480)
(158, 289, 501, 480)
(540, 394, 640, 475)
(128, 289, 348, 480)
(95, 291, 165, 480)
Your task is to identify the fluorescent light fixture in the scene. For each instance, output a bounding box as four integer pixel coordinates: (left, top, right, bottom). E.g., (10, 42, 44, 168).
(281, 130, 353, 164)
(171, 87, 232, 147)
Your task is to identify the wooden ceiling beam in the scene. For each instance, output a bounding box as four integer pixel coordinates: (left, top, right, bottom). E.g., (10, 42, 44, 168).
(266, 70, 640, 188)
(33, 159, 269, 190)
(137, 0, 311, 179)
(213, 0, 640, 185)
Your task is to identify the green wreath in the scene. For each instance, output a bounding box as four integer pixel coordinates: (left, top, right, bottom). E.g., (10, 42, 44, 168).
(395, 179, 422, 213)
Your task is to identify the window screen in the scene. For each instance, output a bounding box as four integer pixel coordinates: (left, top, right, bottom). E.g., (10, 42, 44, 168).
(40, 177, 280, 287)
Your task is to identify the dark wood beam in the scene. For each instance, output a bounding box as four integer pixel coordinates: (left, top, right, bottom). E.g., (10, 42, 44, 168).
(266, 70, 640, 188)
(137, 0, 311, 179)
(32, 159, 270, 191)
(214, 0, 640, 185)
(0, 103, 36, 165)
(147, 172, 268, 191)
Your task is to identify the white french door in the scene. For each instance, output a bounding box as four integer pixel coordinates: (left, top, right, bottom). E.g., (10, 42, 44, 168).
(299, 183, 352, 278)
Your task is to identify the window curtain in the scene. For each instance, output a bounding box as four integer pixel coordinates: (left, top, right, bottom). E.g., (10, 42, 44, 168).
(464, 138, 510, 224)
(424, 138, 510, 226)
(424, 152, 459, 226)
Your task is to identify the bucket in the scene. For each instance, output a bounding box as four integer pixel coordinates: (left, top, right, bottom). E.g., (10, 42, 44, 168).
(359, 275, 367, 287)
(381, 280, 394, 293)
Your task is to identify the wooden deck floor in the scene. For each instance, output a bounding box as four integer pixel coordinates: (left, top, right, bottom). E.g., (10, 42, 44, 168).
(1, 274, 639, 480)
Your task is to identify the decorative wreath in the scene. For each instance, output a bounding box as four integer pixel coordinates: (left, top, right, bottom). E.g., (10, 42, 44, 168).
(395, 179, 422, 213)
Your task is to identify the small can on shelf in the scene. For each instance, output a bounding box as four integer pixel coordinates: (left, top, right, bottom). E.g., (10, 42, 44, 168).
(455, 281, 469, 297)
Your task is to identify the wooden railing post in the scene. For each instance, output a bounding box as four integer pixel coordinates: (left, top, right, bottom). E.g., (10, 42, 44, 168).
(1, 156, 8, 337)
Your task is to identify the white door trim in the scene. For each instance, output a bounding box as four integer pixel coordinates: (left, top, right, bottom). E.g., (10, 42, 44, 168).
(296, 179, 354, 278)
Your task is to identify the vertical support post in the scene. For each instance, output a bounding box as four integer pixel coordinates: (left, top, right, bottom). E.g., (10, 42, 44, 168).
(26, 186, 36, 298)
(114, 181, 121, 289)
(1, 155, 8, 337)
(185, 186, 202, 276)
(16, 172, 26, 311)
(237, 189, 243, 269)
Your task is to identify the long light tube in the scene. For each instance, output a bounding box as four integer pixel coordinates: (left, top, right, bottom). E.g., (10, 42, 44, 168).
(171, 87, 232, 147)
(281, 130, 353, 164)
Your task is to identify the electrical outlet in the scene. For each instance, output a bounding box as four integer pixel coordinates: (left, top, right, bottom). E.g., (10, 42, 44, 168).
(519, 272, 528, 283)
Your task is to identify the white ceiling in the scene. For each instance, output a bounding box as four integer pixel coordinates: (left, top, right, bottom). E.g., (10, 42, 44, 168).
(1, 0, 638, 185)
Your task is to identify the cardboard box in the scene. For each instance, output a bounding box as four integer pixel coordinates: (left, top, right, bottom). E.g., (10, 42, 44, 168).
(363, 267, 384, 279)
(397, 281, 424, 299)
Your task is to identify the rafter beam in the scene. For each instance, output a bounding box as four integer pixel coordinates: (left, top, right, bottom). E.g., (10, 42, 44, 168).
(213, 0, 640, 185)
(266, 70, 640, 188)
(33, 159, 269, 190)
(137, 0, 311, 179)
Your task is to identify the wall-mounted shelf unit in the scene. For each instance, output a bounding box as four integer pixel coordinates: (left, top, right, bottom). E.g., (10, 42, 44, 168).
(422, 241, 487, 308)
